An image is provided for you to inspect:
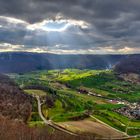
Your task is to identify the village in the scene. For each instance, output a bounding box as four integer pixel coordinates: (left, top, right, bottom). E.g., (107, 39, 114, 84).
(77, 88, 140, 120)
(115, 103, 140, 120)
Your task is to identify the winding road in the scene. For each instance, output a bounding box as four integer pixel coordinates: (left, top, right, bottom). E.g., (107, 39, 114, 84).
(34, 95, 140, 139)
(36, 95, 78, 136)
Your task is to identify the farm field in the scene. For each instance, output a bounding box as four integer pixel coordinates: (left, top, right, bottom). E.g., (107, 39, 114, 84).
(10, 69, 140, 139)
(58, 120, 126, 138)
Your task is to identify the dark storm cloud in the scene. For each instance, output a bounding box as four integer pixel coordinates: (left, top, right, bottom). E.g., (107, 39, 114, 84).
(0, 0, 140, 53)
(0, 0, 138, 22)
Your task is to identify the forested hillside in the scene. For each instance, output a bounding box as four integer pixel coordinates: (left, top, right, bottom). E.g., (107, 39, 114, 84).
(0, 74, 32, 122)
(0, 52, 129, 73)
(115, 55, 140, 74)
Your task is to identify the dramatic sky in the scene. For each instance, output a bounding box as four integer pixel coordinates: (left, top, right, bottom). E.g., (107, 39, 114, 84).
(0, 0, 140, 54)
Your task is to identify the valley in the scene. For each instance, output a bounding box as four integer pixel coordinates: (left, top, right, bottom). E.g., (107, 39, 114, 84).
(1, 0, 140, 139)
(9, 69, 140, 139)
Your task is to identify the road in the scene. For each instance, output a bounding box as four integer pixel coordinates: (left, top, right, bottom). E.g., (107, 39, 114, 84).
(34, 94, 140, 139)
(90, 115, 140, 139)
(36, 95, 78, 136)
(90, 115, 128, 136)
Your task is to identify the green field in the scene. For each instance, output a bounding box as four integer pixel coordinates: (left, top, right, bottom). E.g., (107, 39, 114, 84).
(93, 110, 140, 135)
(25, 89, 47, 96)
(10, 69, 140, 136)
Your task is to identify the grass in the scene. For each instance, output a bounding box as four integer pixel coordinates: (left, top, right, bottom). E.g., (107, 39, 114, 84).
(28, 121, 45, 127)
(50, 111, 86, 122)
(57, 69, 105, 81)
(94, 104, 124, 110)
(58, 89, 107, 104)
(127, 129, 140, 136)
(24, 89, 47, 96)
(27, 93, 45, 127)
(42, 98, 87, 122)
(56, 70, 140, 102)
(48, 100, 65, 119)
(11, 69, 140, 135)
(15, 67, 140, 101)
(93, 110, 140, 135)
(57, 89, 95, 112)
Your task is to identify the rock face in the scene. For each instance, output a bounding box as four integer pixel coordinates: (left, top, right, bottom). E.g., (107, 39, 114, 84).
(0, 74, 32, 122)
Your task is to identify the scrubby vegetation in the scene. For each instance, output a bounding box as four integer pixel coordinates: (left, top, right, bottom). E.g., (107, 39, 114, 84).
(0, 117, 97, 140)
(0, 74, 32, 122)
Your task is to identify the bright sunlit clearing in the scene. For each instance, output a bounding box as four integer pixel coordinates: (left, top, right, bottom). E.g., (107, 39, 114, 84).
(42, 23, 71, 32)
(27, 19, 89, 32)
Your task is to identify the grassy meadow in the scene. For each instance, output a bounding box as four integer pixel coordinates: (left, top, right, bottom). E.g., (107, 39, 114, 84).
(10, 69, 140, 136)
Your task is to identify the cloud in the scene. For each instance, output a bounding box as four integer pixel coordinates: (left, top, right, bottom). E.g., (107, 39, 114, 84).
(0, 0, 140, 54)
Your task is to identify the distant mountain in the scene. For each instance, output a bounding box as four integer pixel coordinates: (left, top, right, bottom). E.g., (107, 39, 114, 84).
(115, 55, 140, 74)
(114, 55, 140, 84)
(0, 52, 132, 73)
(0, 74, 32, 122)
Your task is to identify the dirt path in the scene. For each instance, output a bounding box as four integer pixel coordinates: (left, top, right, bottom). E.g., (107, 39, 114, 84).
(90, 115, 128, 136)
